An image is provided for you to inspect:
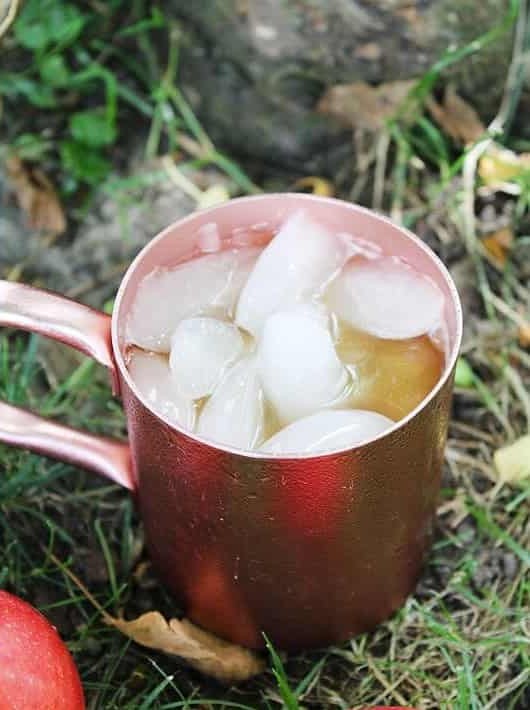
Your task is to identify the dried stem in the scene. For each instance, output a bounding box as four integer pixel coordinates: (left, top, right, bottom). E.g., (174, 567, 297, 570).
(0, 0, 19, 41)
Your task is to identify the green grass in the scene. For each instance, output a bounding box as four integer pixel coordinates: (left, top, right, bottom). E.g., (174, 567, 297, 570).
(0, 304, 529, 710)
(1, 0, 530, 707)
(0, 0, 258, 201)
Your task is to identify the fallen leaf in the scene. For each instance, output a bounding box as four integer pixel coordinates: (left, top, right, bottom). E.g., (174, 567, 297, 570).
(5, 155, 66, 235)
(45, 549, 263, 685)
(317, 80, 416, 131)
(494, 434, 530, 485)
(426, 86, 485, 144)
(107, 611, 265, 684)
(478, 144, 530, 190)
(294, 176, 334, 197)
(196, 184, 231, 210)
(354, 42, 382, 61)
(518, 322, 530, 349)
(481, 227, 514, 267)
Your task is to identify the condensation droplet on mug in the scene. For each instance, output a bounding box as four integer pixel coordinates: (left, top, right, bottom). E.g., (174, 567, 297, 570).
(231, 227, 253, 246)
(197, 222, 222, 253)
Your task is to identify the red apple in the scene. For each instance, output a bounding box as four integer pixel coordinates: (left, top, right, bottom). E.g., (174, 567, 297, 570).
(0, 590, 85, 710)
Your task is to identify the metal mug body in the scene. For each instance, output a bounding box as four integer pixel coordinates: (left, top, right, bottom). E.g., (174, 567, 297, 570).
(112, 194, 462, 650)
(0, 194, 462, 650)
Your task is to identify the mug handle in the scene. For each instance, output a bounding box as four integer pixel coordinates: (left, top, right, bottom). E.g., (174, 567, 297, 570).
(0, 280, 134, 490)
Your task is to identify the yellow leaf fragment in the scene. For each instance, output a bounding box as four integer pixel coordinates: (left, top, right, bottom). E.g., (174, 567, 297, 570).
(478, 144, 530, 189)
(426, 86, 485, 144)
(107, 611, 264, 684)
(196, 184, 231, 210)
(494, 434, 530, 485)
(481, 227, 514, 267)
(294, 176, 334, 197)
(518, 322, 530, 349)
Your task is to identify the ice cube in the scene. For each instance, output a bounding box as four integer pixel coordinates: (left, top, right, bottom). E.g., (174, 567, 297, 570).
(169, 316, 245, 399)
(235, 211, 350, 336)
(257, 306, 350, 424)
(197, 357, 264, 450)
(127, 247, 259, 352)
(261, 409, 393, 454)
(128, 349, 195, 430)
(326, 257, 445, 340)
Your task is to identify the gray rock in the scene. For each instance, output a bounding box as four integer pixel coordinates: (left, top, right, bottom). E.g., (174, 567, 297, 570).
(1, 162, 194, 309)
(168, 0, 522, 174)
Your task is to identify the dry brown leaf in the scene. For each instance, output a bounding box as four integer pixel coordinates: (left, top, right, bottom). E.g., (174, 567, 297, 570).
(317, 79, 416, 131)
(478, 144, 530, 189)
(354, 42, 382, 61)
(426, 86, 485, 144)
(6, 155, 66, 235)
(481, 227, 514, 267)
(107, 611, 265, 684)
(45, 549, 263, 685)
(493, 434, 530, 485)
(518, 322, 530, 349)
(294, 176, 334, 197)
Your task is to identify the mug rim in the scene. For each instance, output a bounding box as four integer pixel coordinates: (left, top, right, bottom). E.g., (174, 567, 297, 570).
(112, 193, 463, 459)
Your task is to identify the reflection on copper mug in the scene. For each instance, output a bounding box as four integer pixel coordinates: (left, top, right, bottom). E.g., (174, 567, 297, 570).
(0, 195, 462, 650)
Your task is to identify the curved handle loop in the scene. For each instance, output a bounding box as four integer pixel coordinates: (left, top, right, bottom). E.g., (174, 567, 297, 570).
(0, 280, 134, 490)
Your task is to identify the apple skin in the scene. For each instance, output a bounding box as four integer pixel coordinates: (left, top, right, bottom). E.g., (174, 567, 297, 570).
(0, 590, 85, 710)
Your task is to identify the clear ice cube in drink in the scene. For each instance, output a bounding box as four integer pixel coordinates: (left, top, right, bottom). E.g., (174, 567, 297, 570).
(261, 409, 393, 454)
(236, 211, 350, 336)
(197, 357, 265, 449)
(257, 305, 351, 424)
(169, 316, 245, 399)
(127, 348, 195, 429)
(326, 256, 444, 340)
(127, 246, 259, 352)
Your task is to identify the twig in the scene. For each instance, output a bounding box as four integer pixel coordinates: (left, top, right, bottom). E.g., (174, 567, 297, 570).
(365, 655, 409, 707)
(0, 0, 19, 40)
(46, 550, 114, 622)
(485, 290, 530, 331)
(161, 154, 202, 202)
(445, 447, 498, 481)
(503, 363, 530, 429)
(461, 0, 529, 313)
(372, 131, 390, 211)
(175, 131, 205, 159)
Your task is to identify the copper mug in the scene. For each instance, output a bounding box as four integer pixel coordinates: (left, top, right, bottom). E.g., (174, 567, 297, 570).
(0, 194, 462, 650)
